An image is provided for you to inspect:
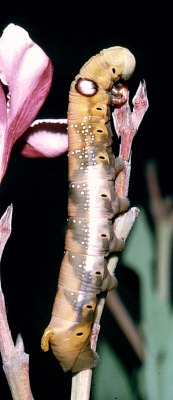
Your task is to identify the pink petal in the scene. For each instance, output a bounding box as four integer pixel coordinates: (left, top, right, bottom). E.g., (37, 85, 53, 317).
(17, 119, 68, 158)
(0, 204, 13, 261)
(0, 83, 7, 164)
(0, 24, 53, 181)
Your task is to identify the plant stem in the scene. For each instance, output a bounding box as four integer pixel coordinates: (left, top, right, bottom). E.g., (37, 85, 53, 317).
(0, 205, 34, 400)
(106, 291, 145, 362)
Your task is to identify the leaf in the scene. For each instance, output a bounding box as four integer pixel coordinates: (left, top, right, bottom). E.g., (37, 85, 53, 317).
(91, 338, 137, 400)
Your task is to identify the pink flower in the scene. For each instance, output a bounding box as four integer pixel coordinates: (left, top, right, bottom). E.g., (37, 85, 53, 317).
(0, 23, 68, 183)
(17, 118, 68, 158)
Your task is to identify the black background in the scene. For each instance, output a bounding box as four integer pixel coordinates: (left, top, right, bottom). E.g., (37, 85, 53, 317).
(0, 2, 172, 398)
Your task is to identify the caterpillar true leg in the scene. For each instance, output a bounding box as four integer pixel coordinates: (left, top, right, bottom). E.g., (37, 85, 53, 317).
(41, 46, 136, 373)
(109, 83, 127, 105)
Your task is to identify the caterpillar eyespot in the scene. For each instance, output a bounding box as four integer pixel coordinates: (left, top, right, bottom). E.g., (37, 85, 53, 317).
(41, 45, 136, 373)
(75, 78, 98, 96)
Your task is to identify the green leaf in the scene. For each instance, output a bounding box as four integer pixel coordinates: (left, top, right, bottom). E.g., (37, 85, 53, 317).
(91, 338, 137, 400)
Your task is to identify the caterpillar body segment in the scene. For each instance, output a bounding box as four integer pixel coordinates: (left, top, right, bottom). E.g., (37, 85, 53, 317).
(41, 46, 136, 372)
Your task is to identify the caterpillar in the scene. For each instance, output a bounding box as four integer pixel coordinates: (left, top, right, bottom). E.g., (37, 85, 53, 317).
(41, 46, 136, 373)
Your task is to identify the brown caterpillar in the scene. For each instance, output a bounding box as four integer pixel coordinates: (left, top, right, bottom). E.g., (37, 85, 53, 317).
(41, 46, 136, 373)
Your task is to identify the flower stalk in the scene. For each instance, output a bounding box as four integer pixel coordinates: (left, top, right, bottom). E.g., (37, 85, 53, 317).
(0, 205, 35, 399)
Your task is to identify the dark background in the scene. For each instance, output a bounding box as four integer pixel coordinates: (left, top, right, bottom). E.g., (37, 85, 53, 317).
(0, 2, 172, 398)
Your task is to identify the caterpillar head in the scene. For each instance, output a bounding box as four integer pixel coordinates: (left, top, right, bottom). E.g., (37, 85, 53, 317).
(79, 46, 136, 91)
(100, 46, 136, 82)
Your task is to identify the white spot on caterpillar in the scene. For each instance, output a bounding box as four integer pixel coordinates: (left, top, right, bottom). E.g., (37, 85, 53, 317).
(77, 293, 84, 303)
(75, 78, 98, 96)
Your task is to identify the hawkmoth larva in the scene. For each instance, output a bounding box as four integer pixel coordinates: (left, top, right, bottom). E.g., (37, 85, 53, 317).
(41, 46, 136, 373)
